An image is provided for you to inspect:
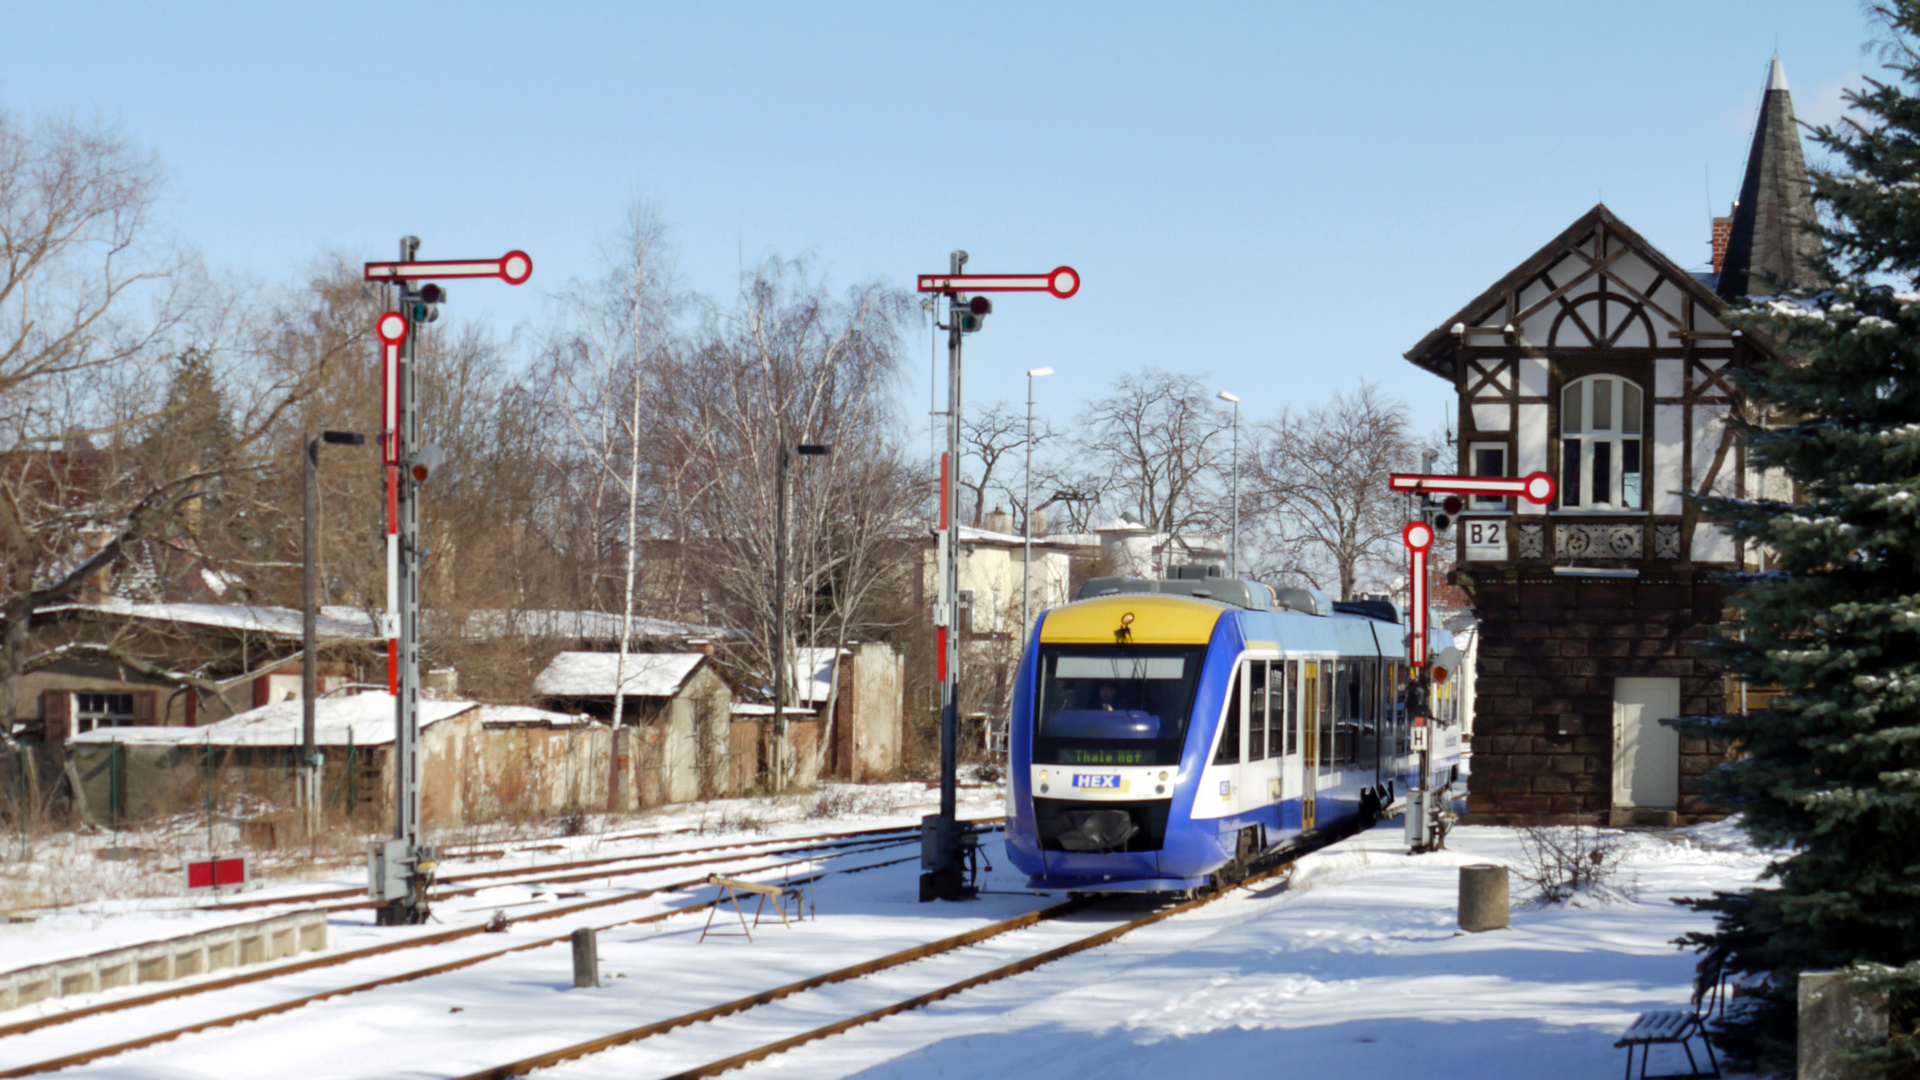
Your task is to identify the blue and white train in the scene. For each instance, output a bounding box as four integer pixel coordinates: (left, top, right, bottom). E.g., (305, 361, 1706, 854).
(1003, 573, 1463, 893)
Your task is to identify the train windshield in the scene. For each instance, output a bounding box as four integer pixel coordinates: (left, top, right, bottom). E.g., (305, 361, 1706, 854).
(1033, 645, 1208, 766)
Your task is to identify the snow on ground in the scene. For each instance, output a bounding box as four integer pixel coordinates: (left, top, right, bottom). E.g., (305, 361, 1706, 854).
(0, 793, 1777, 1080)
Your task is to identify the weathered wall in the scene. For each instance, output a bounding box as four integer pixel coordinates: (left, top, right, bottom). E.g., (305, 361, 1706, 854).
(1464, 570, 1729, 822)
(826, 643, 902, 783)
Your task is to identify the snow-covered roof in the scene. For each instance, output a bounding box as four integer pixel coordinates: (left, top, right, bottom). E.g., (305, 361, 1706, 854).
(477, 704, 594, 728)
(791, 647, 840, 705)
(439, 609, 732, 642)
(531, 652, 707, 698)
(68, 694, 501, 747)
(41, 600, 381, 641)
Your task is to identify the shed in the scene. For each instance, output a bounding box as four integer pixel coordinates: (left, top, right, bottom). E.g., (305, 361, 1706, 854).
(531, 652, 732, 805)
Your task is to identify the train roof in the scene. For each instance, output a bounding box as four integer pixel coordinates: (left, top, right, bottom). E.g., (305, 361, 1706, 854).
(1055, 575, 1447, 657)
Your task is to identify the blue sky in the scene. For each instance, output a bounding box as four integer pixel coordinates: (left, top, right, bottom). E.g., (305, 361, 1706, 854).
(0, 1, 1876, 449)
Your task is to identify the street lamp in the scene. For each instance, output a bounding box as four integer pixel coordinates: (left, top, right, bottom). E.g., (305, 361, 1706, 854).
(1217, 391, 1240, 577)
(1023, 367, 1054, 641)
(303, 430, 365, 835)
(775, 439, 831, 792)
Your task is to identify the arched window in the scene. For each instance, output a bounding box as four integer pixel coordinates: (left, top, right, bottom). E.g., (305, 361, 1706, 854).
(1559, 375, 1644, 510)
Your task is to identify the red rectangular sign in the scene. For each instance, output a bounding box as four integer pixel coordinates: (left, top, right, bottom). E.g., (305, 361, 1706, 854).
(187, 856, 247, 891)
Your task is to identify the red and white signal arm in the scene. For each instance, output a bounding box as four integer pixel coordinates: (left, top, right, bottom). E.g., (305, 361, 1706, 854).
(1390, 471, 1556, 505)
(1402, 521, 1432, 667)
(916, 266, 1080, 299)
(364, 250, 533, 285)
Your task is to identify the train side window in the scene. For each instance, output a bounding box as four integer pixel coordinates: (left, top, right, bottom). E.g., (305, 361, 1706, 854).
(1269, 663, 1290, 757)
(1213, 666, 1241, 765)
(1248, 660, 1268, 761)
(1318, 663, 1334, 777)
(1286, 661, 1300, 756)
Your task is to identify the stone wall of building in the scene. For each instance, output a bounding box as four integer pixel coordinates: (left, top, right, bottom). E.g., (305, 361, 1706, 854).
(1462, 570, 1730, 822)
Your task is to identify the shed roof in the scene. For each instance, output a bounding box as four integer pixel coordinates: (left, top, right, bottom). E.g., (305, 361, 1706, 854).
(532, 652, 708, 699)
(64, 695, 577, 747)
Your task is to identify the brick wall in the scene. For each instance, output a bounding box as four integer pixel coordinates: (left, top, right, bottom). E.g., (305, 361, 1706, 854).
(1463, 572, 1730, 822)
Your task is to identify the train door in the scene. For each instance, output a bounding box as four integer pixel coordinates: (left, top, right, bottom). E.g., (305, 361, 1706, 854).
(1235, 657, 1281, 819)
(1299, 660, 1320, 830)
(1211, 663, 1243, 810)
(1278, 660, 1303, 830)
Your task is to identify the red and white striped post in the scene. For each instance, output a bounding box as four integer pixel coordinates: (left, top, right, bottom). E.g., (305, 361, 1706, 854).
(374, 312, 407, 695)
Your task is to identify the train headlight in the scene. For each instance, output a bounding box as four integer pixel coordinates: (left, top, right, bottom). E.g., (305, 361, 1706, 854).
(1039, 770, 1049, 783)
(1159, 771, 1169, 781)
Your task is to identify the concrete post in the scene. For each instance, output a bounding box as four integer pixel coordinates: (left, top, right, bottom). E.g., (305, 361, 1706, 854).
(1457, 864, 1509, 932)
(1799, 970, 1887, 1080)
(571, 927, 598, 988)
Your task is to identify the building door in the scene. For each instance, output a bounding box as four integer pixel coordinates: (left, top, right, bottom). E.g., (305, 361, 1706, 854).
(1612, 677, 1680, 809)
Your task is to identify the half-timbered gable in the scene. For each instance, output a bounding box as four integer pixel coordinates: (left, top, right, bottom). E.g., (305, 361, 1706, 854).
(1408, 205, 1765, 573)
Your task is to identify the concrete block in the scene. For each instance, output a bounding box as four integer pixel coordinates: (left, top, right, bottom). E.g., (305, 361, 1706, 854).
(1458, 865, 1510, 932)
(1799, 970, 1888, 1080)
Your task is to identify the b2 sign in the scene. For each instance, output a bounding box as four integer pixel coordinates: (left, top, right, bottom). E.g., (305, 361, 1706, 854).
(1464, 519, 1506, 561)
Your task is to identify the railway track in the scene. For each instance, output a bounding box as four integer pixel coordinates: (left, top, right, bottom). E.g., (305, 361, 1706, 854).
(0, 818, 1353, 1080)
(0, 823, 1000, 1072)
(442, 830, 1339, 1080)
(200, 821, 953, 913)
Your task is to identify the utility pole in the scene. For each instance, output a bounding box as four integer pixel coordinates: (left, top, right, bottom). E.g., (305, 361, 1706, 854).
(302, 430, 364, 840)
(774, 437, 831, 793)
(1023, 366, 1053, 641)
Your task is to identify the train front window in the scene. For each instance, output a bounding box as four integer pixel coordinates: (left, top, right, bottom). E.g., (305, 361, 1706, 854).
(1035, 645, 1207, 766)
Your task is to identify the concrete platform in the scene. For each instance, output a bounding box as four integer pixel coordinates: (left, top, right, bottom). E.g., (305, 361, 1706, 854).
(0, 910, 326, 1011)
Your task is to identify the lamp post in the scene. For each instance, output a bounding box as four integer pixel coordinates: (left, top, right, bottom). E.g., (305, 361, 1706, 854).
(775, 439, 832, 793)
(1023, 367, 1053, 640)
(1217, 391, 1239, 577)
(303, 430, 366, 837)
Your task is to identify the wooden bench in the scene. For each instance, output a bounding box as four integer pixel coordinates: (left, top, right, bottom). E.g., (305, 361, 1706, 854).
(698, 875, 808, 944)
(1614, 953, 1725, 1080)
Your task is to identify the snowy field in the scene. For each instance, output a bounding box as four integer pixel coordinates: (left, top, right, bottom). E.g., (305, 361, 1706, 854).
(0, 786, 1774, 1080)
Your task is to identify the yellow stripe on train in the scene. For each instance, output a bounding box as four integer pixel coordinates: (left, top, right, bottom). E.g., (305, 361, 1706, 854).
(1038, 594, 1225, 645)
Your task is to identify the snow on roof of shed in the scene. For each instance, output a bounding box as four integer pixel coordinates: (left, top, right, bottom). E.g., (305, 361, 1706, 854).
(65, 694, 530, 747)
(41, 600, 380, 641)
(532, 652, 707, 698)
(444, 609, 732, 642)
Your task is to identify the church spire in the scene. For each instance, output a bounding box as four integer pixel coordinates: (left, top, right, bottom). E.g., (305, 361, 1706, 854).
(1717, 54, 1824, 299)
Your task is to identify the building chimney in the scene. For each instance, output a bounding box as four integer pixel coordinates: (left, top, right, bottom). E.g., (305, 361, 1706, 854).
(1711, 213, 1733, 275)
(1031, 508, 1048, 537)
(983, 507, 1014, 534)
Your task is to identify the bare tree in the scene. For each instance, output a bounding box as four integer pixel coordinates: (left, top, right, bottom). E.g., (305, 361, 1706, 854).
(643, 257, 913, 783)
(1244, 382, 1414, 600)
(0, 114, 231, 749)
(1075, 368, 1230, 551)
(959, 400, 1059, 529)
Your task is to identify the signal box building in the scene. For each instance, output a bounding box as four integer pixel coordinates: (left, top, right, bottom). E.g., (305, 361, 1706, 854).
(1403, 59, 1818, 824)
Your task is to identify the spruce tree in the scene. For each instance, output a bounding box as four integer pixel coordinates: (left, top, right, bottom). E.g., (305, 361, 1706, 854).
(1681, 7, 1920, 1071)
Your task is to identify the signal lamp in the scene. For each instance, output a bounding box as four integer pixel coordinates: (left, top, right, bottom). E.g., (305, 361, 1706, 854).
(956, 295, 991, 333)
(404, 444, 445, 484)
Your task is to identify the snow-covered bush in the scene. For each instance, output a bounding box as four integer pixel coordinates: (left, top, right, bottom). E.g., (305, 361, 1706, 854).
(1513, 819, 1634, 904)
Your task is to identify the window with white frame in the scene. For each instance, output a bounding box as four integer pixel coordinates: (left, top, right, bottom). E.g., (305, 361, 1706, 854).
(1469, 442, 1510, 510)
(1559, 375, 1644, 510)
(75, 692, 136, 734)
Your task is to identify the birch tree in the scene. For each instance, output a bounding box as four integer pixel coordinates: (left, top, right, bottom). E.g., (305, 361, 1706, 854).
(1243, 382, 1414, 600)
